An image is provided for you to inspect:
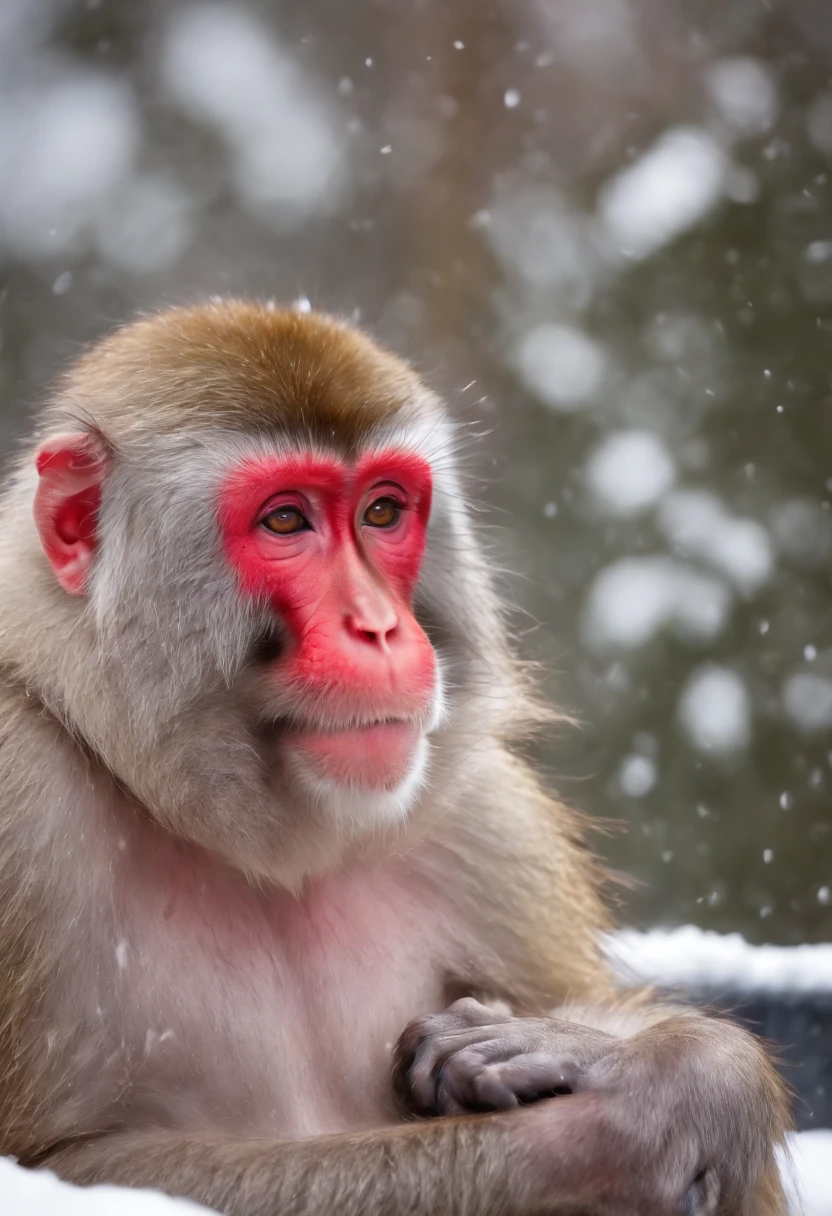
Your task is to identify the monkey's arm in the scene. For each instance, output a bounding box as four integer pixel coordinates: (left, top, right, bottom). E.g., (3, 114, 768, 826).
(40, 1100, 625, 1216)
(397, 998, 790, 1216)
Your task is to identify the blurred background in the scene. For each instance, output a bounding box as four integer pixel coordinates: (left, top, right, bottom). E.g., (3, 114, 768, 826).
(0, 0, 830, 953)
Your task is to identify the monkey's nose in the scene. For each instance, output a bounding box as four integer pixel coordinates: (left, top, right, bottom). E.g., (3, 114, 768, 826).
(344, 599, 400, 652)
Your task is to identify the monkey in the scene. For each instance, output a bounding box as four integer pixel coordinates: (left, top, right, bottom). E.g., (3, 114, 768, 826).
(0, 300, 788, 1216)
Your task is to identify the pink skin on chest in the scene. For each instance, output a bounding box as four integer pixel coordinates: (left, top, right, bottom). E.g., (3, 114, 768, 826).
(103, 820, 451, 1138)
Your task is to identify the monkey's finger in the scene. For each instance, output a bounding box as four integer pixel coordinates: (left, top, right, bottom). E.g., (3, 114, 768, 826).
(467, 1066, 522, 1112)
(402, 997, 511, 1046)
(434, 1046, 517, 1117)
(395, 1017, 436, 1068)
(395, 1016, 462, 1074)
(406, 1037, 492, 1114)
(434, 1078, 488, 1118)
(436, 1048, 576, 1115)
(473, 1054, 579, 1110)
(396, 1009, 493, 1069)
(402, 1021, 604, 1115)
(445, 997, 512, 1027)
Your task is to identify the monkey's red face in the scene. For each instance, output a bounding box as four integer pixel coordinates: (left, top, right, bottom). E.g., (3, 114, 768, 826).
(220, 450, 438, 794)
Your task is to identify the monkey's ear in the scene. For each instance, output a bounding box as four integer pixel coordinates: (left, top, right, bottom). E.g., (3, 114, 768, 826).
(33, 432, 108, 596)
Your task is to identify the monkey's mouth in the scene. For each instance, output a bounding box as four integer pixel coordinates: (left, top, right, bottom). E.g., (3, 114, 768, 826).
(283, 719, 424, 790)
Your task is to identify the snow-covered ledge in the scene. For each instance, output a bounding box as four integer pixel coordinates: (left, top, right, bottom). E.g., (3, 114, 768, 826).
(606, 924, 832, 994)
(2, 928, 830, 1215)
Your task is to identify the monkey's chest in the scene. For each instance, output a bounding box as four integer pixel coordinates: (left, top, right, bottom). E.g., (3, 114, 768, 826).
(109, 860, 452, 1139)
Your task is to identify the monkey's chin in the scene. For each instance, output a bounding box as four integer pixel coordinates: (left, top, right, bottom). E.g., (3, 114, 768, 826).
(282, 727, 430, 831)
(285, 721, 424, 791)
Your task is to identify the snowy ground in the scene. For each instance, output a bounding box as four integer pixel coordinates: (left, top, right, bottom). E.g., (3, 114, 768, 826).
(0, 1156, 211, 1214)
(782, 1133, 832, 1216)
(2, 927, 829, 1214)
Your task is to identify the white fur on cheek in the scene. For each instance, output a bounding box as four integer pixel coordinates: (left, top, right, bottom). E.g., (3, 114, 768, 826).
(427, 655, 448, 734)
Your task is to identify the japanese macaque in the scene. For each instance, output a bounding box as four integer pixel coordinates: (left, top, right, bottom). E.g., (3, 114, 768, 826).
(0, 301, 788, 1216)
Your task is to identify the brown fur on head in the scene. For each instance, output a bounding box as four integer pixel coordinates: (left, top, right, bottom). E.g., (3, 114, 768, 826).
(0, 300, 520, 890)
(44, 300, 421, 445)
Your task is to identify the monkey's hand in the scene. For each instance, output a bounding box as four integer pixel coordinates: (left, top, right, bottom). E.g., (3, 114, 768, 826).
(396, 999, 787, 1216)
(394, 996, 617, 1116)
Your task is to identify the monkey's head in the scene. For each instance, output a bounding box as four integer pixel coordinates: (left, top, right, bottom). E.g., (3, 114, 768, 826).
(6, 301, 518, 887)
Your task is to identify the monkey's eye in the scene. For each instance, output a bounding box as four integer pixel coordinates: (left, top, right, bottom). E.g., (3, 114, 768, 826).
(261, 506, 310, 535)
(363, 497, 401, 529)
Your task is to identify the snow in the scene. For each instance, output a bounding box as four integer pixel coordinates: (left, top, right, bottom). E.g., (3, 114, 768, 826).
(804, 241, 832, 265)
(0, 1156, 212, 1214)
(607, 925, 832, 996)
(782, 672, 832, 734)
(678, 664, 751, 755)
(706, 518, 773, 596)
(598, 127, 728, 261)
(583, 558, 675, 651)
(705, 58, 779, 136)
(52, 271, 72, 296)
(537, 0, 635, 65)
(160, 5, 342, 217)
(582, 557, 731, 651)
(0, 0, 54, 65)
(658, 489, 773, 595)
(617, 753, 657, 798)
(658, 488, 725, 547)
(726, 163, 762, 205)
(95, 176, 192, 273)
(485, 187, 596, 302)
(771, 499, 832, 571)
(585, 430, 675, 516)
(516, 324, 607, 411)
(782, 1132, 832, 1216)
(0, 74, 139, 257)
(807, 92, 832, 156)
(643, 312, 716, 366)
(671, 568, 734, 643)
